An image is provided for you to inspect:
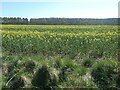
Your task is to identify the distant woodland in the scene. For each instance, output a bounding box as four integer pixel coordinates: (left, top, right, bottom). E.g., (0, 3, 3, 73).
(0, 17, 119, 25)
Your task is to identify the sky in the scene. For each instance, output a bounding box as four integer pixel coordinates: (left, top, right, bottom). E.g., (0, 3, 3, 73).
(0, 0, 120, 19)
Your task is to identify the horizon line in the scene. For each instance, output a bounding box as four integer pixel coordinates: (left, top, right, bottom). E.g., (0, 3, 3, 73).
(0, 17, 119, 19)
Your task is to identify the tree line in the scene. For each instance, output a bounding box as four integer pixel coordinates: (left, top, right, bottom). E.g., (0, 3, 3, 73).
(0, 17, 119, 25)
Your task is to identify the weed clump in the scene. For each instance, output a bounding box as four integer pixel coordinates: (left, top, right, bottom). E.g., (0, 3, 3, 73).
(31, 65, 51, 89)
(91, 60, 119, 89)
(82, 58, 94, 68)
(24, 60, 35, 72)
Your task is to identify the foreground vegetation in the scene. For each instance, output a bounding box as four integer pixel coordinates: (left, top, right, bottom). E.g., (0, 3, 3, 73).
(1, 25, 120, 89)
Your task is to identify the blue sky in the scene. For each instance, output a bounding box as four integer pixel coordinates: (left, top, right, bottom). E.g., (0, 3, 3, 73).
(0, 0, 119, 19)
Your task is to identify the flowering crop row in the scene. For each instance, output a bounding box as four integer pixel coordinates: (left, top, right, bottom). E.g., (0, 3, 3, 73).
(1, 25, 118, 58)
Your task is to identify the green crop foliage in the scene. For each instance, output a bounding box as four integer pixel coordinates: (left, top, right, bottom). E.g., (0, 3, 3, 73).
(1, 25, 119, 89)
(1, 25, 118, 58)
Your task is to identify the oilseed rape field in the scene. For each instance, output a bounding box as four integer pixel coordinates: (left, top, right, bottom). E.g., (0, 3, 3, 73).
(1, 25, 120, 89)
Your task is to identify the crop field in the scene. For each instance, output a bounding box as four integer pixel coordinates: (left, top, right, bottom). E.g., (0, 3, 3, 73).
(1, 25, 120, 89)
